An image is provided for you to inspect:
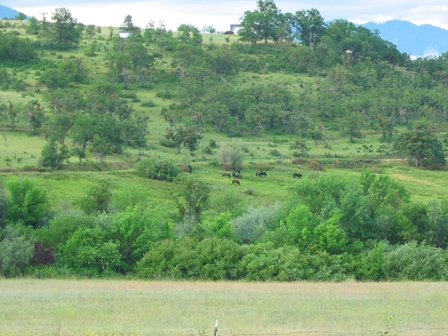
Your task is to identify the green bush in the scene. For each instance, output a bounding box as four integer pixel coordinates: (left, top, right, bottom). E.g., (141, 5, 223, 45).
(134, 157, 182, 182)
(136, 237, 243, 280)
(140, 100, 156, 107)
(60, 226, 121, 274)
(382, 242, 448, 280)
(0, 224, 35, 277)
(232, 206, 277, 244)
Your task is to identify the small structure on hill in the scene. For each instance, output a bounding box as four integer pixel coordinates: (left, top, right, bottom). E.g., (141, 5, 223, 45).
(230, 24, 242, 34)
(119, 31, 130, 39)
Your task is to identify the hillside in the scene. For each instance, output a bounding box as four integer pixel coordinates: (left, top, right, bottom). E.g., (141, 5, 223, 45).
(0, 6, 448, 281)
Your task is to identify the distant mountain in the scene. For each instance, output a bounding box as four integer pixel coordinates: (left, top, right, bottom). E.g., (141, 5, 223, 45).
(0, 5, 22, 19)
(361, 20, 448, 58)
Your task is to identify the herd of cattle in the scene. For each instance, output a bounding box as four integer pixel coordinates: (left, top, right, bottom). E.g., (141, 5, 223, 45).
(221, 169, 303, 186)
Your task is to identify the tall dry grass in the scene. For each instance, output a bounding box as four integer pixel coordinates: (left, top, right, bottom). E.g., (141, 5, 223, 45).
(1, 280, 447, 335)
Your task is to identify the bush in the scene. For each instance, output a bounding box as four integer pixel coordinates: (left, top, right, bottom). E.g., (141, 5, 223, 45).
(158, 138, 176, 148)
(233, 206, 277, 244)
(140, 100, 156, 107)
(0, 224, 36, 277)
(136, 237, 243, 280)
(60, 226, 121, 274)
(382, 242, 448, 280)
(134, 157, 182, 182)
(269, 149, 281, 157)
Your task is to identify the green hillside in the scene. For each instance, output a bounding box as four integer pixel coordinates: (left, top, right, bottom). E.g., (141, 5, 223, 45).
(1, 2, 448, 280)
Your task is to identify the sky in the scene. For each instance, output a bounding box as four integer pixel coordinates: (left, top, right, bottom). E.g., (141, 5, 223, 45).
(4, 0, 448, 32)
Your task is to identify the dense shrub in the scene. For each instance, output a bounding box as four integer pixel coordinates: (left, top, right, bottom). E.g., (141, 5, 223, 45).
(0, 224, 35, 277)
(134, 157, 183, 181)
(60, 226, 121, 274)
(232, 206, 277, 244)
(136, 237, 243, 280)
(382, 242, 448, 280)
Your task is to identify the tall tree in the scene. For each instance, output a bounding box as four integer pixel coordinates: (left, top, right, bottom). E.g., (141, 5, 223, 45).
(46, 8, 83, 50)
(288, 8, 326, 50)
(239, 0, 283, 45)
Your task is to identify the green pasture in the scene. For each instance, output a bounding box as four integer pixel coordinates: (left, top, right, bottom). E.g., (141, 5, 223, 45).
(1, 127, 448, 210)
(1, 280, 447, 336)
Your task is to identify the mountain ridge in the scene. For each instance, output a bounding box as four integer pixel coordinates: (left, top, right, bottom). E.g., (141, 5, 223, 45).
(361, 20, 448, 57)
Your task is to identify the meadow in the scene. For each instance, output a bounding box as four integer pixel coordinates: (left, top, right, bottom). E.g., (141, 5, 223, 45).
(1, 279, 448, 336)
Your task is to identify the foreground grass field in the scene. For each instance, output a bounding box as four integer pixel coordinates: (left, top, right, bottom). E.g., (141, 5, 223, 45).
(1, 280, 447, 335)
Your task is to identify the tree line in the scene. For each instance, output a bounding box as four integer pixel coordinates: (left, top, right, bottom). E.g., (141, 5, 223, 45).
(1, 171, 448, 280)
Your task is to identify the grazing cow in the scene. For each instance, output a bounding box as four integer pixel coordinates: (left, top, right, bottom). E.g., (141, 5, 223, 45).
(222, 173, 231, 178)
(256, 171, 267, 177)
(234, 174, 242, 179)
(293, 173, 303, 178)
(232, 179, 241, 185)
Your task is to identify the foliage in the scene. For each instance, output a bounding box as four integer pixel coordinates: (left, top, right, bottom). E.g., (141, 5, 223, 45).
(42, 8, 84, 50)
(134, 157, 182, 181)
(393, 121, 446, 168)
(2, 3, 448, 281)
(40, 139, 70, 168)
(0, 30, 37, 64)
(218, 140, 245, 169)
(60, 225, 121, 273)
(136, 237, 242, 280)
(79, 181, 112, 215)
(110, 206, 172, 271)
(172, 175, 211, 228)
(5, 177, 50, 228)
(0, 224, 36, 276)
(233, 205, 277, 244)
(37, 210, 96, 250)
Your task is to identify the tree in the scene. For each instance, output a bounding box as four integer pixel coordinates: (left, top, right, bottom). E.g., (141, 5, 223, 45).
(172, 175, 211, 229)
(15, 12, 27, 21)
(26, 16, 41, 35)
(79, 181, 112, 215)
(25, 100, 45, 133)
(5, 177, 50, 228)
(120, 15, 141, 36)
(393, 122, 446, 168)
(288, 8, 326, 50)
(218, 140, 245, 170)
(177, 24, 203, 46)
(239, 0, 283, 45)
(40, 139, 70, 168)
(85, 24, 96, 39)
(46, 8, 83, 50)
(165, 125, 202, 153)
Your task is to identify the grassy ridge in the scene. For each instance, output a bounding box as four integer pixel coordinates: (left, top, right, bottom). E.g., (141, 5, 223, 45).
(1, 279, 447, 335)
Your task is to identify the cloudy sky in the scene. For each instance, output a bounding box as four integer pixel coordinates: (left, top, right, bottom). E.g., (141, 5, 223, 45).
(4, 0, 448, 32)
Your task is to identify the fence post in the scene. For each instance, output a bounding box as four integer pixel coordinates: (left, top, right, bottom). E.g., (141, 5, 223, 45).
(213, 320, 218, 336)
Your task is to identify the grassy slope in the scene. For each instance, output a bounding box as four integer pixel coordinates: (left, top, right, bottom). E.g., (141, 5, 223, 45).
(1, 21, 447, 211)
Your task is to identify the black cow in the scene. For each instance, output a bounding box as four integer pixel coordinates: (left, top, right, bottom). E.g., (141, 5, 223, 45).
(293, 173, 303, 178)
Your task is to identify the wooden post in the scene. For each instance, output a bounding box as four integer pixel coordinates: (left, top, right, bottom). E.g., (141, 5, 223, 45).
(213, 320, 218, 336)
